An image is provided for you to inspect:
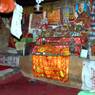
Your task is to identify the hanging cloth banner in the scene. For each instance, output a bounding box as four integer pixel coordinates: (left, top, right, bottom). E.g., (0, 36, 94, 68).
(28, 14, 33, 33)
(91, 1, 95, 32)
(11, 3, 23, 39)
(84, 2, 87, 12)
(82, 60, 95, 92)
(0, 0, 15, 13)
(90, 0, 93, 4)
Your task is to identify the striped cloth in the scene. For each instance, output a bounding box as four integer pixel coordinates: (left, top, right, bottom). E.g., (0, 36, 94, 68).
(91, 1, 95, 32)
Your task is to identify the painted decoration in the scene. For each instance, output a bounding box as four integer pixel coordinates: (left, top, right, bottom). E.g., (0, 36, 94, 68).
(47, 8, 61, 24)
(32, 44, 70, 82)
(31, 13, 43, 28)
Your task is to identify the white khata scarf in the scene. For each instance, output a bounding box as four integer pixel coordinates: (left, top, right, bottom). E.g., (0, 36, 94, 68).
(11, 3, 23, 39)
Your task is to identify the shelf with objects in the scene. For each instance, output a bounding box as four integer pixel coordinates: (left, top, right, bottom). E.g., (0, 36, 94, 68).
(19, 0, 90, 89)
(20, 30, 88, 89)
(20, 35, 84, 88)
(31, 43, 70, 82)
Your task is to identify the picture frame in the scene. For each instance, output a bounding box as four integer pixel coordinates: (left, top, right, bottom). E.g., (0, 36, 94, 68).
(80, 49, 88, 58)
(47, 8, 61, 25)
(89, 36, 95, 60)
(30, 13, 43, 28)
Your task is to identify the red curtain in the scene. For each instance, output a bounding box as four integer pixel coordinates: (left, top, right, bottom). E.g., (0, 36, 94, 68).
(0, 0, 15, 13)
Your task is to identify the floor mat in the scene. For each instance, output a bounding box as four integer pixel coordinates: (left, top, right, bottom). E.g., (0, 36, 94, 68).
(0, 65, 11, 70)
(0, 68, 13, 77)
(0, 72, 80, 95)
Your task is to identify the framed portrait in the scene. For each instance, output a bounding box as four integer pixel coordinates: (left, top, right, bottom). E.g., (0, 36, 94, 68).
(89, 36, 95, 60)
(91, 44, 95, 56)
(47, 8, 61, 24)
(30, 13, 43, 28)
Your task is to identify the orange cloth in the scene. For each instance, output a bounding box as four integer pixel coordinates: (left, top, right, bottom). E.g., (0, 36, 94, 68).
(32, 55, 70, 82)
(0, 0, 15, 13)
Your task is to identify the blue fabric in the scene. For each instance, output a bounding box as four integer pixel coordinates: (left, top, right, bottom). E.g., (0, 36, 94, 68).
(84, 2, 87, 12)
(91, 14, 95, 17)
(91, 25, 95, 27)
(75, 3, 79, 12)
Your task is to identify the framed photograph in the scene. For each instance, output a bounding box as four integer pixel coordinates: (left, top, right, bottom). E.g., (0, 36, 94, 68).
(89, 46, 95, 60)
(91, 45, 95, 56)
(31, 13, 43, 28)
(89, 36, 95, 60)
(47, 8, 61, 24)
(80, 49, 88, 58)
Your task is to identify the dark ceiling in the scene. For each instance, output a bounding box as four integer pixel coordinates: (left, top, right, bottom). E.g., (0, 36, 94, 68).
(16, 0, 59, 7)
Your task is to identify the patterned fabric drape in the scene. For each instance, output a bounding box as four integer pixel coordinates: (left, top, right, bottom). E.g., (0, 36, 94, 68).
(91, 1, 95, 32)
